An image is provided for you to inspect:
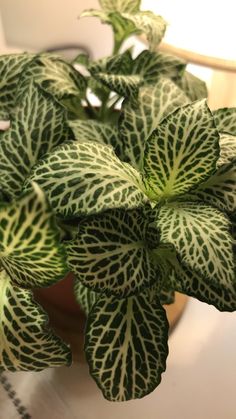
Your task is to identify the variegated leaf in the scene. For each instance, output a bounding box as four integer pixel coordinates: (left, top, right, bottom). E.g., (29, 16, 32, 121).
(159, 287, 175, 305)
(74, 281, 99, 315)
(190, 158, 236, 213)
(0, 80, 71, 199)
(66, 208, 160, 297)
(169, 260, 236, 312)
(0, 109, 9, 121)
(119, 77, 189, 170)
(122, 11, 166, 51)
(85, 292, 168, 401)
(218, 133, 236, 166)
(149, 278, 175, 306)
(68, 119, 123, 158)
(156, 201, 235, 287)
(213, 107, 236, 135)
(99, 0, 141, 13)
(92, 73, 141, 97)
(0, 183, 67, 288)
(176, 71, 208, 101)
(144, 100, 220, 198)
(0, 53, 35, 113)
(132, 50, 186, 84)
(23, 141, 147, 217)
(16, 54, 86, 105)
(89, 50, 133, 75)
(0, 270, 71, 371)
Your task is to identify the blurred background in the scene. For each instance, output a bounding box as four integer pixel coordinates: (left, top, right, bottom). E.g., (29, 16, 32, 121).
(0, 0, 236, 108)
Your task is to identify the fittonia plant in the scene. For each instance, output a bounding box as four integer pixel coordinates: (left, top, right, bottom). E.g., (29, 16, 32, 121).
(0, 0, 235, 401)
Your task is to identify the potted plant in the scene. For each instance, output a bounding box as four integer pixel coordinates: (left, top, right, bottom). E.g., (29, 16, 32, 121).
(0, 0, 235, 402)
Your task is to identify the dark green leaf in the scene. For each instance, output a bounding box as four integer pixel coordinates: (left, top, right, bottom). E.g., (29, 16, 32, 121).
(66, 208, 160, 297)
(119, 77, 189, 170)
(85, 292, 169, 401)
(0, 80, 71, 198)
(156, 201, 235, 288)
(176, 71, 208, 101)
(213, 107, 236, 135)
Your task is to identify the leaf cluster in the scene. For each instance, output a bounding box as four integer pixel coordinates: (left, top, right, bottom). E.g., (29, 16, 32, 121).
(0, 0, 235, 402)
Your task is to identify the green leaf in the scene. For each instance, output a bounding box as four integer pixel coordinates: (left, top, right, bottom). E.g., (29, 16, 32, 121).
(119, 77, 189, 170)
(91, 73, 141, 98)
(0, 109, 9, 121)
(176, 71, 208, 101)
(16, 54, 86, 106)
(190, 158, 236, 213)
(23, 141, 147, 218)
(0, 270, 71, 371)
(89, 49, 133, 75)
(156, 201, 235, 288)
(85, 292, 168, 401)
(66, 208, 160, 297)
(0, 53, 35, 113)
(0, 183, 67, 288)
(68, 119, 123, 158)
(74, 281, 99, 315)
(218, 134, 236, 166)
(169, 261, 236, 312)
(89, 51, 140, 97)
(0, 80, 71, 199)
(122, 11, 166, 51)
(144, 100, 220, 198)
(99, 0, 141, 13)
(132, 50, 186, 85)
(213, 107, 236, 135)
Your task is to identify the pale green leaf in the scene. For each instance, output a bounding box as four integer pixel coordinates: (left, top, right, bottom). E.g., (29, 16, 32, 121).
(0, 53, 35, 113)
(122, 11, 166, 50)
(0, 270, 71, 371)
(156, 201, 235, 287)
(190, 158, 236, 213)
(23, 141, 147, 218)
(218, 133, 236, 166)
(144, 100, 220, 198)
(85, 292, 168, 401)
(213, 107, 236, 135)
(0, 80, 71, 199)
(99, 0, 141, 13)
(176, 71, 208, 101)
(119, 77, 189, 170)
(0, 183, 67, 288)
(66, 208, 160, 297)
(74, 281, 99, 315)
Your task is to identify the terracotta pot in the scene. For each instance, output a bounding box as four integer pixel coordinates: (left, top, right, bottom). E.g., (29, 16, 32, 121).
(34, 274, 187, 363)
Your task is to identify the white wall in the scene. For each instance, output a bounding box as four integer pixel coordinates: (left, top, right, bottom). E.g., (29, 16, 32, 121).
(0, 0, 113, 59)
